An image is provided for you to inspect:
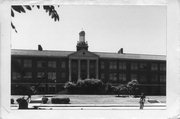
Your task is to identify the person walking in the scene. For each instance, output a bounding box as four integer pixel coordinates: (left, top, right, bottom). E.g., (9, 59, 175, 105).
(139, 93, 146, 109)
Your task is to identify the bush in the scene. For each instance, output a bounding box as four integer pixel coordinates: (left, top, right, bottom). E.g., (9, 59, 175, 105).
(42, 97, 48, 104)
(51, 98, 70, 104)
(16, 97, 28, 109)
(64, 79, 104, 94)
(115, 85, 128, 97)
(104, 83, 113, 94)
(127, 80, 139, 95)
(79, 79, 104, 94)
(64, 82, 77, 94)
(11, 98, 14, 104)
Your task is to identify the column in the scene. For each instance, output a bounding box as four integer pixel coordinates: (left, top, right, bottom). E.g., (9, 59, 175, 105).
(68, 59, 71, 81)
(96, 59, 99, 79)
(78, 59, 81, 80)
(87, 60, 90, 79)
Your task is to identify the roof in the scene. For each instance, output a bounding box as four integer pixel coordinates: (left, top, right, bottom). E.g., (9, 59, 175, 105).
(11, 49, 166, 61)
(94, 52, 166, 61)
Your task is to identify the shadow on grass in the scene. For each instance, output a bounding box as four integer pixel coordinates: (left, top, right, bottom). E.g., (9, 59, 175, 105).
(115, 95, 129, 98)
(147, 99, 160, 103)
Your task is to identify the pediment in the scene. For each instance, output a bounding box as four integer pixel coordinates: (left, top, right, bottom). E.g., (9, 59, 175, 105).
(68, 50, 99, 59)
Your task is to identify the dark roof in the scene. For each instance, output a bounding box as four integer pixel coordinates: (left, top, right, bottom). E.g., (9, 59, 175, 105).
(11, 49, 74, 57)
(94, 52, 166, 61)
(79, 31, 85, 36)
(11, 49, 166, 61)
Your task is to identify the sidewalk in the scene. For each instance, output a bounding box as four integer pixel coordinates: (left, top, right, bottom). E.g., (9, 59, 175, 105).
(11, 95, 166, 110)
(11, 103, 166, 110)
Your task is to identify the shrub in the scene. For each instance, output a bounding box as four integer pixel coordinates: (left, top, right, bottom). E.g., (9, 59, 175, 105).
(11, 98, 14, 104)
(104, 83, 111, 94)
(64, 82, 77, 94)
(119, 86, 128, 95)
(77, 79, 104, 94)
(51, 98, 70, 104)
(16, 97, 28, 109)
(127, 80, 139, 95)
(64, 79, 104, 94)
(42, 97, 48, 104)
(115, 85, 128, 97)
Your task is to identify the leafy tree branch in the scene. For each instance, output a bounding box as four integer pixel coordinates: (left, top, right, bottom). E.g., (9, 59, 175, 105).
(11, 5, 60, 33)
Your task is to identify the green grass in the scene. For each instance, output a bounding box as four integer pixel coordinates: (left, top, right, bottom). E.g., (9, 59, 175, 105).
(11, 95, 166, 104)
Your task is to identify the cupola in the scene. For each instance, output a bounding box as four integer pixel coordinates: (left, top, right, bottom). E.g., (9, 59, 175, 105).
(76, 30, 88, 51)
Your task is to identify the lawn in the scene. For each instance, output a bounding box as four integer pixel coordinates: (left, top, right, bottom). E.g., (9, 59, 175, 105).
(11, 95, 166, 105)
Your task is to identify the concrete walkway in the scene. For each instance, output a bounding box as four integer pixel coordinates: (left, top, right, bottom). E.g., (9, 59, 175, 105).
(11, 95, 166, 110)
(11, 103, 166, 110)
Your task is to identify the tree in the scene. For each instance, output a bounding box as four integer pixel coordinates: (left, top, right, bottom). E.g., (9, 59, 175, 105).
(11, 5, 60, 32)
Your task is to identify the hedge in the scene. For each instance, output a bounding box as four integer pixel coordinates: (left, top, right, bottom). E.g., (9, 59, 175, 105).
(42, 97, 48, 104)
(51, 98, 70, 104)
(64, 79, 105, 94)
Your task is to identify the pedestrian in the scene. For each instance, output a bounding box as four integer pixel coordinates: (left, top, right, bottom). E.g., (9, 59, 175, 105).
(139, 93, 146, 109)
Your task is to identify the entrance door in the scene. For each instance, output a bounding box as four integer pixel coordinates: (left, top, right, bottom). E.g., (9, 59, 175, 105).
(80, 60, 87, 80)
(71, 60, 78, 82)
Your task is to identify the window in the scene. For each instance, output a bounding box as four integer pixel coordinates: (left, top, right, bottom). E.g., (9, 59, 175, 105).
(37, 61, 46, 68)
(119, 62, 126, 70)
(139, 63, 147, 70)
(160, 86, 166, 94)
(24, 60, 32, 68)
(61, 61, 66, 68)
(139, 74, 147, 83)
(81, 60, 86, 70)
(100, 62, 105, 69)
(48, 61, 56, 68)
(37, 72, 45, 78)
(119, 73, 126, 81)
(131, 63, 138, 70)
(12, 72, 21, 80)
(151, 74, 158, 83)
(151, 63, 158, 71)
(48, 72, 56, 82)
(109, 73, 117, 82)
(90, 60, 96, 69)
(48, 85, 56, 92)
(72, 61, 77, 69)
(101, 73, 105, 79)
(14, 59, 21, 64)
(160, 74, 166, 83)
(131, 74, 138, 80)
(23, 72, 32, 79)
(61, 72, 66, 78)
(38, 84, 45, 93)
(109, 61, 117, 70)
(160, 64, 166, 71)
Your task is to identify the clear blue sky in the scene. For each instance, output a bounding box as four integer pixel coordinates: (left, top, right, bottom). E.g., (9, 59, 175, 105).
(11, 5, 166, 55)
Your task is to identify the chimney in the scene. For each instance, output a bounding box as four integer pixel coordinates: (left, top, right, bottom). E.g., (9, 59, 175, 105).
(38, 45, 43, 51)
(118, 48, 123, 54)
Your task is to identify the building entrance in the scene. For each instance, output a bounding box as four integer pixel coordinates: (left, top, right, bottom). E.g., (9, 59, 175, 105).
(80, 60, 87, 79)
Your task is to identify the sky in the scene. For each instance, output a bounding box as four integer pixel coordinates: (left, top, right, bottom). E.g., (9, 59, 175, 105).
(11, 5, 166, 55)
